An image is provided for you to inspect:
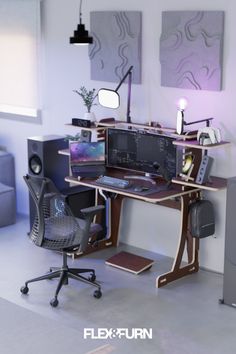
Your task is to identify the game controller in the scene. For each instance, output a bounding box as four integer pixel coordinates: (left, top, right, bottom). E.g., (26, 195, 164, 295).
(197, 127, 221, 145)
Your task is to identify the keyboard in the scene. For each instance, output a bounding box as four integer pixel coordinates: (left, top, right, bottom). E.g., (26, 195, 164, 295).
(95, 175, 130, 189)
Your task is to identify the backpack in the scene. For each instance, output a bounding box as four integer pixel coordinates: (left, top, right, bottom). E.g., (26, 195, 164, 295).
(189, 199, 215, 238)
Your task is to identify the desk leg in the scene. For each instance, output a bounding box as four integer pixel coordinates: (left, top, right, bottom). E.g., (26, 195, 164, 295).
(109, 195, 124, 247)
(156, 194, 199, 288)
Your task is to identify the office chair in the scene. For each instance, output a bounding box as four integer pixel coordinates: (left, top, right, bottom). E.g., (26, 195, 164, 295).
(20, 175, 104, 307)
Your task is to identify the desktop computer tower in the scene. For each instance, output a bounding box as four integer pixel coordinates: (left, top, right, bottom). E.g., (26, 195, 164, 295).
(222, 177, 236, 307)
(27, 135, 95, 229)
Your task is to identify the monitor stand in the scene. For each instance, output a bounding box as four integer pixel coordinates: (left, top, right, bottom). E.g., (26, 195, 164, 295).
(124, 173, 157, 185)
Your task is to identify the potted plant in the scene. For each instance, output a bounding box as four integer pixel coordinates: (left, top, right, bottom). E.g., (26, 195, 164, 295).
(64, 133, 81, 143)
(73, 86, 97, 122)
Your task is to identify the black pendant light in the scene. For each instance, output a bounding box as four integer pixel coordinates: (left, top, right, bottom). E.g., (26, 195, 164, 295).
(70, 0, 93, 45)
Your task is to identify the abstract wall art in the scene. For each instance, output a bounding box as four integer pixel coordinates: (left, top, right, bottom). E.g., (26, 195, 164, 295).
(89, 11, 142, 84)
(160, 11, 224, 91)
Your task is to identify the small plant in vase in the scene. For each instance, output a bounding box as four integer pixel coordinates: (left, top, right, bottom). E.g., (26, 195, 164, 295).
(73, 86, 97, 122)
(64, 133, 81, 143)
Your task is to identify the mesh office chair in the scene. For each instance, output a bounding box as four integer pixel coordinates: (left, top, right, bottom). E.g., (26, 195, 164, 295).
(20, 175, 104, 307)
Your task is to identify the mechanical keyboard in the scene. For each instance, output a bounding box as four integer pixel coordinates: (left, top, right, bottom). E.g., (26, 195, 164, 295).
(95, 175, 131, 189)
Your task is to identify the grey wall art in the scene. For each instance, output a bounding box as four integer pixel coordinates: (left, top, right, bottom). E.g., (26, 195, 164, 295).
(160, 11, 224, 91)
(89, 11, 142, 84)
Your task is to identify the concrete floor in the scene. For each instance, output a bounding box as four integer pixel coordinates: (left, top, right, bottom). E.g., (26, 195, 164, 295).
(0, 215, 235, 354)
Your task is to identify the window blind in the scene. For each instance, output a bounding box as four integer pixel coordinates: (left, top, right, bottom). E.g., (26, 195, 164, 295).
(0, 0, 41, 119)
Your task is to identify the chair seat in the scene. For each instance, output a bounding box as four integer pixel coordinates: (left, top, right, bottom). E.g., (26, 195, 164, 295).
(42, 215, 102, 250)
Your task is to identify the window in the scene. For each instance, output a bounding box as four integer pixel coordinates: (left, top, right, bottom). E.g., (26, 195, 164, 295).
(0, 0, 41, 121)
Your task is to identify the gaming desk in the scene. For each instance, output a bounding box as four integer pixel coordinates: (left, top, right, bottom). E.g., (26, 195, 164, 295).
(65, 168, 201, 288)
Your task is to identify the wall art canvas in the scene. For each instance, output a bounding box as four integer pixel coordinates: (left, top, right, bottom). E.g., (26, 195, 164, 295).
(160, 11, 224, 91)
(89, 11, 142, 84)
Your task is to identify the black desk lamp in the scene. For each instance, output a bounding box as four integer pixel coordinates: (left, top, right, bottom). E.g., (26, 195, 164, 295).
(98, 66, 133, 123)
(70, 0, 93, 45)
(176, 98, 214, 134)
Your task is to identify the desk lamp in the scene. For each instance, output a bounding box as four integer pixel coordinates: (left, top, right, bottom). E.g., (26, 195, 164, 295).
(176, 98, 188, 135)
(70, 0, 93, 45)
(98, 66, 133, 123)
(176, 97, 214, 135)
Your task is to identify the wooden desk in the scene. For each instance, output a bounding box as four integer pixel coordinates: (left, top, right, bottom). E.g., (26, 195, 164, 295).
(65, 168, 202, 288)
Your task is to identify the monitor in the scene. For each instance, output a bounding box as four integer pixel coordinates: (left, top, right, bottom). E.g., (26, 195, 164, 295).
(106, 128, 182, 180)
(70, 141, 105, 165)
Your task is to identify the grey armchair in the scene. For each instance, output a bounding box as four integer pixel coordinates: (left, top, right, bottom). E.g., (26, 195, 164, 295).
(20, 175, 104, 307)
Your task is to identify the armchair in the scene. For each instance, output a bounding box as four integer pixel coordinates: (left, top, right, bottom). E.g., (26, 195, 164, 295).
(20, 175, 104, 307)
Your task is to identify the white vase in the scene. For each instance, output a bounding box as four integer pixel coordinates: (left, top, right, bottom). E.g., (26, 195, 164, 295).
(84, 112, 96, 123)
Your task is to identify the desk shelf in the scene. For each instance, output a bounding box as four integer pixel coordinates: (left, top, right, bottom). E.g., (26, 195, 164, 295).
(65, 123, 105, 132)
(96, 120, 198, 139)
(173, 139, 231, 150)
(172, 176, 227, 191)
(97, 120, 174, 133)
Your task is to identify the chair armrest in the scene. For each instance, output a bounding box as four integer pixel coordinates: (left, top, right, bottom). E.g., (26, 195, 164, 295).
(81, 205, 105, 219)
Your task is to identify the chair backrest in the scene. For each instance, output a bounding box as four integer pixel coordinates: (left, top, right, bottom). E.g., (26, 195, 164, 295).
(24, 175, 81, 248)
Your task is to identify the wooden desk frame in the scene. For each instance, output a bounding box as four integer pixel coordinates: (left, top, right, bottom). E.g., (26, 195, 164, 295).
(62, 123, 229, 287)
(65, 172, 200, 288)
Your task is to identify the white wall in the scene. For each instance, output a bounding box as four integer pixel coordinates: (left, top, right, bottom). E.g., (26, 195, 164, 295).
(1, 0, 236, 273)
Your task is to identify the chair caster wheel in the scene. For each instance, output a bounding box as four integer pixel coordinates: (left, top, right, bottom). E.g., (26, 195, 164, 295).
(50, 297, 59, 307)
(20, 285, 29, 294)
(219, 298, 224, 305)
(93, 289, 102, 299)
(89, 273, 96, 282)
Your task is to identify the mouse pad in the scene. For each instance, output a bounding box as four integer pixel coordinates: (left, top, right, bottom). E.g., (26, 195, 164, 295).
(128, 184, 172, 196)
(94, 180, 172, 195)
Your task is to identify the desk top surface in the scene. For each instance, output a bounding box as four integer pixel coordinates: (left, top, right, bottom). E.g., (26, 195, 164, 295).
(65, 168, 200, 203)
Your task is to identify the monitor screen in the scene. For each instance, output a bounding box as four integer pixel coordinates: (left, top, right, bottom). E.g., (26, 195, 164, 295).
(70, 141, 105, 164)
(106, 128, 181, 179)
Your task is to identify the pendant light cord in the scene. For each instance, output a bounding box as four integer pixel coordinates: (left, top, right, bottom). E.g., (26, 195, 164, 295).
(79, 0, 83, 24)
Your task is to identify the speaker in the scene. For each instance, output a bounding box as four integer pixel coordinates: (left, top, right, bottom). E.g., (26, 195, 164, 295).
(195, 155, 214, 184)
(222, 177, 236, 307)
(80, 129, 92, 142)
(28, 135, 69, 228)
(28, 135, 69, 189)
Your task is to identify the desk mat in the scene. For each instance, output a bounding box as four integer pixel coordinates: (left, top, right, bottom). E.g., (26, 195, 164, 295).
(128, 184, 172, 196)
(94, 182, 172, 196)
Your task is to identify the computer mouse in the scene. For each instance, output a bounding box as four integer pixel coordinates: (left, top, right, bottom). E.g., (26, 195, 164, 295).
(134, 186, 148, 192)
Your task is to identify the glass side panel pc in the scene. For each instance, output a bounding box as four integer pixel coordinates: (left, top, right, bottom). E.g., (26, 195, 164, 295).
(106, 128, 182, 180)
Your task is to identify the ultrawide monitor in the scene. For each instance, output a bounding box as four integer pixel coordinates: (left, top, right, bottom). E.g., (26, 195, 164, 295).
(106, 128, 182, 180)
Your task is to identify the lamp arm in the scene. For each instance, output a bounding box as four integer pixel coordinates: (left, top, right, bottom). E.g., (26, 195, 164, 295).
(114, 66, 133, 124)
(184, 117, 214, 127)
(126, 70, 132, 123)
(115, 66, 133, 92)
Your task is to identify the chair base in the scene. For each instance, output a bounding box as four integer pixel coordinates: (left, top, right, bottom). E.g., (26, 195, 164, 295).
(20, 252, 102, 307)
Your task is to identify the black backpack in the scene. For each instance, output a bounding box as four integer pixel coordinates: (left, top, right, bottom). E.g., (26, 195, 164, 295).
(189, 199, 215, 238)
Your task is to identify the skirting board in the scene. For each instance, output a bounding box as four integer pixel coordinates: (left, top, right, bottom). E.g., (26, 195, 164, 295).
(105, 251, 154, 275)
